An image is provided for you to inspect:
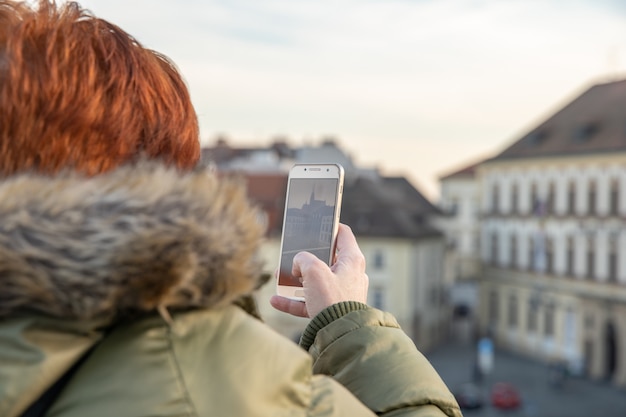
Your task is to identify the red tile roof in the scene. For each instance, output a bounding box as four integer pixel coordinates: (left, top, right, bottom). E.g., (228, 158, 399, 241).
(243, 173, 288, 237)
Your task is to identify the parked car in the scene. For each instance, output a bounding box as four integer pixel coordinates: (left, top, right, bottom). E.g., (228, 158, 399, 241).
(454, 382, 484, 410)
(491, 382, 521, 410)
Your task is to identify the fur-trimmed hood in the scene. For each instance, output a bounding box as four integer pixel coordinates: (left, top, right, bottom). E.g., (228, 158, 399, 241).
(0, 162, 266, 321)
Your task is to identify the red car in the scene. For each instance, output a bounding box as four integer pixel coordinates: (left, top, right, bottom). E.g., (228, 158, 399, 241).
(491, 382, 521, 410)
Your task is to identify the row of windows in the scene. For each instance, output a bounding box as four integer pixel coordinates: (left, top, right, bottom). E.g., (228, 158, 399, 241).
(526, 122, 601, 147)
(488, 233, 622, 282)
(488, 292, 556, 337)
(489, 178, 622, 216)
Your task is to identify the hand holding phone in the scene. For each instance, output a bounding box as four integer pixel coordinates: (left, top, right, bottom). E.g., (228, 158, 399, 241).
(270, 223, 369, 318)
(276, 164, 344, 301)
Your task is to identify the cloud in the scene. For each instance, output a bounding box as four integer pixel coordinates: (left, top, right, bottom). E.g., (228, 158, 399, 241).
(71, 0, 626, 197)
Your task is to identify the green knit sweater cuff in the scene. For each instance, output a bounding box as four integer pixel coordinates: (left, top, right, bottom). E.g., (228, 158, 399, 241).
(299, 301, 369, 351)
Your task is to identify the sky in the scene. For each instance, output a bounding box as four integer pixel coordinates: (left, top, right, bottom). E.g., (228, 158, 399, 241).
(72, 0, 626, 200)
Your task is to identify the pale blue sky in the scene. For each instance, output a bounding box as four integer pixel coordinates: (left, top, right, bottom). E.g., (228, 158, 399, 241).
(74, 0, 626, 198)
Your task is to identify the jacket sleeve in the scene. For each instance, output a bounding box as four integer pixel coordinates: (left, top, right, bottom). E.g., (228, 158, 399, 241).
(301, 303, 463, 417)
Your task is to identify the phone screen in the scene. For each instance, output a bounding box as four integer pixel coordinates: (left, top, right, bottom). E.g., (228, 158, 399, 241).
(278, 178, 339, 287)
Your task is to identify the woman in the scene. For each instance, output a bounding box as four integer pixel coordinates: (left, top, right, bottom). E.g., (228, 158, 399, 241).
(0, 1, 462, 416)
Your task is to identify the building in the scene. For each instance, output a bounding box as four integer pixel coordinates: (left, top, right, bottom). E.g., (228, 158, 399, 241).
(203, 139, 450, 350)
(436, 160, 484, 342)
(340, 174, 448, 351)
(477, 79, 626, 387)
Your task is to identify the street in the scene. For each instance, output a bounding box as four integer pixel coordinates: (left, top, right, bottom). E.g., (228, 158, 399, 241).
(426, 341, 626, 416)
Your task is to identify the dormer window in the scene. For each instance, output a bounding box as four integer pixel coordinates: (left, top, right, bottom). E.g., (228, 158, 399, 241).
(527, 129, 548, 146)
(574, 122, 600, 143)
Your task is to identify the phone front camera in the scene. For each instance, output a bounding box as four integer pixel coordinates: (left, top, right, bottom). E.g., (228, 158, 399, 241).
(326, 169, 329, 172)
(304, 168, 307, 171)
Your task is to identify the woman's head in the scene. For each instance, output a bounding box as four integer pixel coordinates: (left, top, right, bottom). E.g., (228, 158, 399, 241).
(0, 0, 200, 175)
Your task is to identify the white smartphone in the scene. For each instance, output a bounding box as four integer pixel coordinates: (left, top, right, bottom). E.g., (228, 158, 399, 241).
(276, 163, 345, 300)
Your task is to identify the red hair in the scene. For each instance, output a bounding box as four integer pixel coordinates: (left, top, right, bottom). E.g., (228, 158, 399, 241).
(0, 0, 200, 175)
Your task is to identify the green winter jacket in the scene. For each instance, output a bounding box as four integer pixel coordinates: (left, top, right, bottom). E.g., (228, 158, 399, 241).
(0, 163, 462, 417)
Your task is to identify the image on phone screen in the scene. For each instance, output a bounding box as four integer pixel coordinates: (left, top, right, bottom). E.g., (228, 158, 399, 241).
(278, 178, 339, 287)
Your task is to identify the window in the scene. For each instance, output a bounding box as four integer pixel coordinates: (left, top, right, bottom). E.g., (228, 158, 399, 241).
(532, 232, 546, 272)
(586, 237, 595, 280)
(609, 238, 618, 283)
(491, 232, 499, 265)
(531, 183, 539, 216)
(372, 249, 385, 270)
(527, 300, 538, 333)
(546, 237, 554, 275)
(528, 236, 535, 271)
(492, 183, 500, 214)
(511, 184, 519, 214)
(371, 287, 385, 310)
(547, 183, 555, 215)
(510, 234, 517, 269)
(527, 129, 548, 146)
(544, 303, 555, 337)
(566, 237, 574, 277)
(588, 181, 597, 216)
(610, 179, 619, 216)
(568, 182, 576, 215)
(573, 122, 600, 143)
(508, 294, 518, 328)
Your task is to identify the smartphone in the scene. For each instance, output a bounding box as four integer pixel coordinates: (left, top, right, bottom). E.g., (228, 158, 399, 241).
(276, 163, 345, 300)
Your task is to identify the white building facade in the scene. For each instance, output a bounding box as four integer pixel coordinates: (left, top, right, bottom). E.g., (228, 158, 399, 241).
(477, 79, 626, 387)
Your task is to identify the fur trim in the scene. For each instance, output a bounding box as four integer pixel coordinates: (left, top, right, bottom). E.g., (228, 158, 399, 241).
(0, 162, 266, 320)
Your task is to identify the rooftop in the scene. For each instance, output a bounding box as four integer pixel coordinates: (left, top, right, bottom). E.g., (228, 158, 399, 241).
(207, 140, 441, 239)
(491, 78, 626, 161)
